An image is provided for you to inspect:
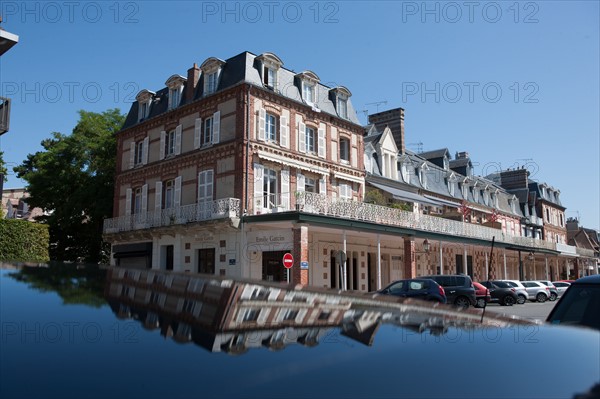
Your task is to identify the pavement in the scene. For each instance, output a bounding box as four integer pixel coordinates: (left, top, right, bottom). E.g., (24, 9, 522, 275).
(482, 300, 557, 322)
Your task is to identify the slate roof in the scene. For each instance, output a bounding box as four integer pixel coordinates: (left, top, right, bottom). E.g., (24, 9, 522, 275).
(364, 125, 522, 218)
(122, 51, 361, 130)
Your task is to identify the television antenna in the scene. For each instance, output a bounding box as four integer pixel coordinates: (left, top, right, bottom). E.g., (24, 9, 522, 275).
(365, 100, 388, 112)
(408, 141, 424, 153)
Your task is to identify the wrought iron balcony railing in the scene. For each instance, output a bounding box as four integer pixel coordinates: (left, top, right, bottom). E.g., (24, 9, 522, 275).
(103, 198, 240, 234)
(294, 192, 556, 251)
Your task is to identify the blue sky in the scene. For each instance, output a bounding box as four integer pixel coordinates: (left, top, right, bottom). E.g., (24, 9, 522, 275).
(1, 1, 598, 230)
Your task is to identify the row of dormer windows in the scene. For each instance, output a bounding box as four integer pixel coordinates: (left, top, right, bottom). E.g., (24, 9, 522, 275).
(136, 53, 351, 124)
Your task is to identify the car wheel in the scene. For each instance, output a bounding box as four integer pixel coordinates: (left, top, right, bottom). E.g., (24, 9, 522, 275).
(503, 296, 515, 306)
(475, 298, 486, 308)
(454, 296, 470, 309)
(549, 292, 557, 301)
(536, 293, 547, 303)
(517, 295, 526, 305)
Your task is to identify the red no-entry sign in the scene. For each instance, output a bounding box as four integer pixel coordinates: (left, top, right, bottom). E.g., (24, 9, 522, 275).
(282, 253, 294, 269)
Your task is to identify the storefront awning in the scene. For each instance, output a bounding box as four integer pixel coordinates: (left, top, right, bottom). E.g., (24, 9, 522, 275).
(257, 151, 329, 176)
(369, 182, 440, 206)
(423, 195, 460, 208)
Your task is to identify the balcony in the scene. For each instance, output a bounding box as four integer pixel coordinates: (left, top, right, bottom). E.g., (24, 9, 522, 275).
(103, 198, 240, 234)
(294, 192, 556, 251)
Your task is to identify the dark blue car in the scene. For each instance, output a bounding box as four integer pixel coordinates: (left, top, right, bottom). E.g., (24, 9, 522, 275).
(378, 278, 447, 303)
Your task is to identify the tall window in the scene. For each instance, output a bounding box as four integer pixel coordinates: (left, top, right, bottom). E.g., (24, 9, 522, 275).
(337, 98, 347, 119)
(164, 180, 175, 209)
(305, 177, 316, 193)
(263, 66, 277, 88)
(165, 130, 175, 157)
(169, 87, 181, 110)
(265, 113, 277, 141)
(133, 187, 142, 214)
(203, 117, 213, 145)
(263, 168, 278, 208)
(140, 102, 149, 120)
(206, 72, 218, 94)
(134, 141, 144, 165)
(339, 138, 350, 163)
(303, 83, 314, 103)
(339, 183, 352, 199)
(305, 127, 315, 153)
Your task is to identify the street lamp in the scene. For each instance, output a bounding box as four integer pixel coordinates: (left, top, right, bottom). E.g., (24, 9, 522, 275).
(423, 239, 430, 253)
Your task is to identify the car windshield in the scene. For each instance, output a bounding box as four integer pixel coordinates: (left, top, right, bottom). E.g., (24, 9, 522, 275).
(505, 282, 518, 288)
(548, 285, 600, 330)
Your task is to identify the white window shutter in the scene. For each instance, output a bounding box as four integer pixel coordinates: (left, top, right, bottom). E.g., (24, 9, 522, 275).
(155, 181, 163, 210)
(280, 115, 289, 148)
(194, 118, 202, 149)
(258, 108, 266, 141)
(280, 169, 290, 210)
(253, 163, 264, 212)
(175, 125, 182, 155)
(296, 172, 305, 192)
(298, 122, 306, 153)
(125, 188, 132, 216)
(142, 137, 149, 165)
(198, 171, 205, 202)
(212, 111, 220, 144)
(174, 176, 182, 207)
(319, 178, 326, 195)
(159, 131, 166, 160)
(206, 170, 214, 201)
(129, 142, 135, 169)
(141, 184, 148, 213)
(318, 127, 326, 158)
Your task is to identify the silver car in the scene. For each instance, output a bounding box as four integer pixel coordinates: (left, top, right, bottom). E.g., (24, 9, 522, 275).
(521, 281, 551, 302)
(552, 281, 571, 295)
(536, 280, 559, 301)
(500, 280, 528, 305)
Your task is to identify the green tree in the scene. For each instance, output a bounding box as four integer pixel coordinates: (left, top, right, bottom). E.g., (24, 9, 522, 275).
(0, 150, 7, 183)
(14, 109, 125, 263)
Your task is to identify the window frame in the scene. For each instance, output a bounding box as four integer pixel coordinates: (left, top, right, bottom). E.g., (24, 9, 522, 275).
(203, 116, 213, 146)
(305, 126, 316, 154)
(165, 130, 176, 157)
(265, 113, 277, 142)
(164, 179, 175, 209)
(339, 137, 350, 163)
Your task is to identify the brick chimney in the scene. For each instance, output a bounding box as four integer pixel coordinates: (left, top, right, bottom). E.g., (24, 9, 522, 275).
(368, 107, 405, 153)
(499, 168, 529, 190)
(186, 63, 200, 102)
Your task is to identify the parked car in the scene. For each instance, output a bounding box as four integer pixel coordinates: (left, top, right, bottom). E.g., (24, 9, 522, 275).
(420, 275, 476, 308)
(500, 280, 528, 304)
(536, 280, 559, 301)
(552, 281, 571, 295)
(377, 278, 446, 303)
(479, 281, 519, 306)
(521, 281, 551, 302)
(472, 281, 491, 308)
(547, 274, 600, 331)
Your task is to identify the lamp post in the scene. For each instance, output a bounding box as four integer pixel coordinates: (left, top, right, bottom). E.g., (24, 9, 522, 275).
(528, 252, 535, 280)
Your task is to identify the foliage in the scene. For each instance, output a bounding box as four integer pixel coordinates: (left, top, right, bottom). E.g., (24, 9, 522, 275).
(0, 150, 7, 182)
(0, 219, 50, 262)
(6, 262, 107, 308)
(14, 109, 125, 263)
(364, 189, 387, 206)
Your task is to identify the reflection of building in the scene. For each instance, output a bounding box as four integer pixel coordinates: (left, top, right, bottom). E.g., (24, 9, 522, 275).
(2, 188, 45, 221)
(105, 268, 526, 354)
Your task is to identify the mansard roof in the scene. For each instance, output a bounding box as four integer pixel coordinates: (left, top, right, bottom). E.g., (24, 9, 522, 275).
(122, 51, 361, 130)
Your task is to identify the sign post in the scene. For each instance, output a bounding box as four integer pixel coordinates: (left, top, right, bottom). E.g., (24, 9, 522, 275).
(283, 252, 293, 283)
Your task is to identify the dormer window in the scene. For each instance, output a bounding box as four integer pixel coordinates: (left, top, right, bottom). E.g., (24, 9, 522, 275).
(483, 189, 489, 205)
(461, 181, 468, 199)
(200, 57, 225, 96)
(447, 178, 455, 196)
(256, 53, 283, 90)
(330, 86, 352, 120)
(303, 83, 314, 103)
(473, 185, 479, 202)
(165, 75, 186, 111)
(296, 71, 320, 106)
(136, 89, 155, 122)
(337, 98, 347, 119)
(401, 163, 410, 183)
(418, 164, 428, 189)
(443, 156, 449, 170)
